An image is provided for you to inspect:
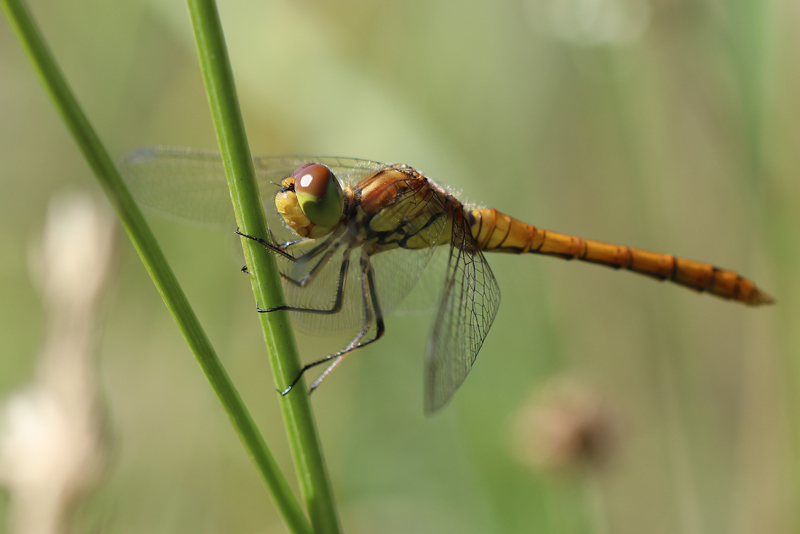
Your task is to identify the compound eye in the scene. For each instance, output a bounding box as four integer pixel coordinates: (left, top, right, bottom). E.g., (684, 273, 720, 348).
(291, 163, 344, 227)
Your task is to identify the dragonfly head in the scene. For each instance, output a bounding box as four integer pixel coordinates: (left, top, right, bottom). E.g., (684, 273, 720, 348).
(275, 163, 344, 238)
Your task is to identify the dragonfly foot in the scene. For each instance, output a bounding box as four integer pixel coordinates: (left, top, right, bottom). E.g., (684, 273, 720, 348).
(256, 304, 287, 313)
(278, 385, 294, 396)
(241, 265, 249, 274)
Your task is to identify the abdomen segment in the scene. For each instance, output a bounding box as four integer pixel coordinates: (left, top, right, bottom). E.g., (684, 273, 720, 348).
(469, 208, 773, 306)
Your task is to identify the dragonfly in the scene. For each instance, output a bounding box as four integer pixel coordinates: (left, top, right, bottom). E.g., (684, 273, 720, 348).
(122, 147, 774, 414)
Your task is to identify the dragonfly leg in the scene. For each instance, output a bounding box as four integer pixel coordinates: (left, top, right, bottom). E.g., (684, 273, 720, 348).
(279, 242, 341, 289)
(236, 229, 296, 261)
(241, 227, 349, 292)
(306, 256, 386, 395)
(280, 255, 386, 395)
(278, 255, 368, 395)
(279, 355, 344, 395)
(278, 300, 383, 396)
(257, 246, 351, 314)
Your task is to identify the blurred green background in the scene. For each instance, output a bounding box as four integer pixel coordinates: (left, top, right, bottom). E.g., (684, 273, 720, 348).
(0, 0, 796, 532)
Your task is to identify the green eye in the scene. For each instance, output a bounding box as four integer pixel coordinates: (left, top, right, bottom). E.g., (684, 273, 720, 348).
(292, 163, 344, 227)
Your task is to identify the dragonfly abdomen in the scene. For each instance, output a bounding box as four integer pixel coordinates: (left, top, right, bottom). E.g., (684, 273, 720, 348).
(469, 208, 773, 306)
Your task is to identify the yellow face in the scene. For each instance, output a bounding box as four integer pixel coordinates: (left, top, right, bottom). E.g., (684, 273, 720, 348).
(275, 179, 312, 237)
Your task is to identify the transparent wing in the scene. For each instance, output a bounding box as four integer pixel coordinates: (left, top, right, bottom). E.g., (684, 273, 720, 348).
(392, 244, 451, 316)
(121, 146, 383, 235)
(424, 211, 502, 415)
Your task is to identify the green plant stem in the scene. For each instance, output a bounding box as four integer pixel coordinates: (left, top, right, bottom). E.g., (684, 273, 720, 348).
(0, 1, 310, 532)
(185, 1, 342, 533)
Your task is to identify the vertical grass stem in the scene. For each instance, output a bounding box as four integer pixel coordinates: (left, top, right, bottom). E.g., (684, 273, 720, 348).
(185, 1, 342, 532)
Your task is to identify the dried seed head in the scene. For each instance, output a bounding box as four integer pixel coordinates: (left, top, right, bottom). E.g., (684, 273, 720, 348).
(512, 378, 613, 472)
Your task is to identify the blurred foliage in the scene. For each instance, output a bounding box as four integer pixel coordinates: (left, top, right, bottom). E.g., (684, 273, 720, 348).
(0, 0, 796, 532)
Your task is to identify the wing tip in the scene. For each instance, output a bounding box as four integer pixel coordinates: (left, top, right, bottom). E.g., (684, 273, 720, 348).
(423, 393, 450, 417)
(423, 359, 454, 416)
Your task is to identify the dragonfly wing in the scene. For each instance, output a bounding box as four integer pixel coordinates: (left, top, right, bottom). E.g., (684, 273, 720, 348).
(424, 213, 501, 415)
(391, 244, 452, 315)
(122, 147, 237, 230)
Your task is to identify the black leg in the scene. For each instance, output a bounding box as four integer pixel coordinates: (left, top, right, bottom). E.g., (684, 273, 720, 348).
(235, 229, 296, 261)
(247, 228, 346, 291)
(244, 239, 336, 284)
(279, 243, 340, 288)
(280, 255, 386, 396)
(308, 257, 386, 393)
(258, 247, 351, 314)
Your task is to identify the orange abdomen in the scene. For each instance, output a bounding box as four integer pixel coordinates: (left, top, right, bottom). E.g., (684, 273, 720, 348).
(469, 208, 773, 306)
